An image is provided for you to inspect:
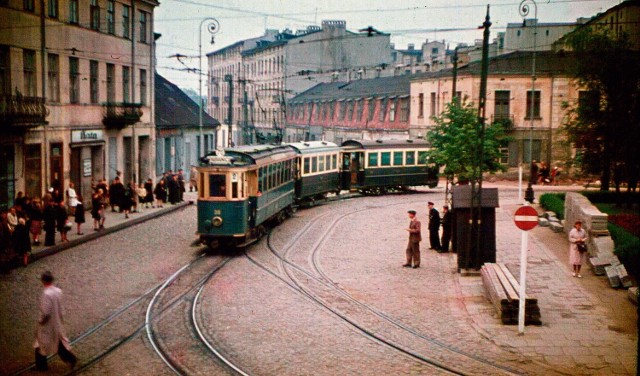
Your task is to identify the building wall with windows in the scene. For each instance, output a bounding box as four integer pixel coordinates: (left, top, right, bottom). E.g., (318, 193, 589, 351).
(0, 0, 158, 210)
(410, 51, 580, 169)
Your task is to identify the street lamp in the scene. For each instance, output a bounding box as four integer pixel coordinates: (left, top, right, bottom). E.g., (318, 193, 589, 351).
(520, 0, 537, 203)
(198, 17, 219, 158)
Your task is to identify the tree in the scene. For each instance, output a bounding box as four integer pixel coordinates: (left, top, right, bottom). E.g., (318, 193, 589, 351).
(563, 27, 640, 192)
(427, 100, 509, 185)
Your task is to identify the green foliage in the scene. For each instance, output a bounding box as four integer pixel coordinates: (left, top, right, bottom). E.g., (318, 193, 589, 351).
(539, 193, 566, 219)
(609, 224, 640, 277)
(582, 191, 640, 206)
(426, 100, 509, 183)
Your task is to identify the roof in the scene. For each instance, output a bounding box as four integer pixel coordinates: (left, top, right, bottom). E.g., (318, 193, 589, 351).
(411, 50, 577, 81)
(206, 40, 245, 57)
(288, 141, 340, 155)
(289, 75, 412, 103)
(395, 49, 422, 57)
(341, 139, 430, 150)
(241, 40, 289, 57)
(506, 22, 577, 28)
(154, 73, 220, 129)
(200, 144, 297, 167)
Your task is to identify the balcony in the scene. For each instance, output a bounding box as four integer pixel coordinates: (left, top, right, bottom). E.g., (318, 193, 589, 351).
(0, 94, 48, 129)
(102, 102, 143, 129)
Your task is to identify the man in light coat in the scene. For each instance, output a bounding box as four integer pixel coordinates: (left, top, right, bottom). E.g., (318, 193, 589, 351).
(403, 210, 422, 269)
(34, 271, 77, 370)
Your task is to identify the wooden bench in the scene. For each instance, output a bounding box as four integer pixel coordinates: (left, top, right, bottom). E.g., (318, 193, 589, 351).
(481, 263, 542, 325)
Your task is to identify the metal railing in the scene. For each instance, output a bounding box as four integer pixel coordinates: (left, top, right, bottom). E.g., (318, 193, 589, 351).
(0, 94, 48, 127)
(102, 102, 143, 128)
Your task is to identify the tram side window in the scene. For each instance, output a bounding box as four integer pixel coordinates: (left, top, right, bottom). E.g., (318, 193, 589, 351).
(418, 151, 429, 165)
(381, 152, 391, 166)
(269, 164, 275, 189)
(405, 151, 416, 165)
(368, 152, 378, 167)
(312, 156, 318, 173)
(343, 154, 350, 169)
(393, 151, 403, 166)
(209, 174, 226, 197)
(332, 154, 337, 170)
(277, 162, 282, 186)
(318, 154, 325, 172)
(304, 158, 310, 174)
(258, 167, 264, 192)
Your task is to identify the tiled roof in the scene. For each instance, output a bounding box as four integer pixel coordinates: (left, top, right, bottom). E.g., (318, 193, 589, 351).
(155, 73, 220, 128)
(289, 75, 412, 103)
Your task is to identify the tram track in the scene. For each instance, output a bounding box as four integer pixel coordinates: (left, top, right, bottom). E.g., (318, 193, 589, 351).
(261, 197, 527, 376)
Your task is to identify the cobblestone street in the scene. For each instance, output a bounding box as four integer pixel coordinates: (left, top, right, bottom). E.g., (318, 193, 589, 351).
(0, 186, 636, 375)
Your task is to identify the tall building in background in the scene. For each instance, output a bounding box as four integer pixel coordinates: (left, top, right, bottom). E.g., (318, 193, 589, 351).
(0, 0, 159, 210)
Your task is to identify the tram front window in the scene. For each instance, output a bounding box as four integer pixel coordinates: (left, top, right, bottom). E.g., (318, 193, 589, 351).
(209, 174, 226, 197)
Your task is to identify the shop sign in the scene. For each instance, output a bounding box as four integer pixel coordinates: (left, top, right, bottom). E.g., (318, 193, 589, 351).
(83, 159, 92, 177)
(72, 130, 104, 143)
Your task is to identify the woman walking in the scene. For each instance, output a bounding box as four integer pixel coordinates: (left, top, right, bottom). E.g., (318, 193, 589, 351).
(569, 220, 588, 278)
(56, 201, 69, 242)
(13, 218, 31, 266)
(29, 200, 43, 246)
(91, 189, 106, 231)
(121, 182, 134, 219)
(74, 195, 85, 235)
(154, 179, 167, 208)
(42, 200, 57, 246)
(144, 178, 154, 208)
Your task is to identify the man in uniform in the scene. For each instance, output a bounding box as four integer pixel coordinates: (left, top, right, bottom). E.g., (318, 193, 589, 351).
(428, 201, 441, 251)
(403, 210, 421, 269)
(440, 205, 452, 253)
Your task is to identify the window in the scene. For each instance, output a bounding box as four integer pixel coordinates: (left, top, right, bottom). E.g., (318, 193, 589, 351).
(405, 151, 416, 165)
(122, 66, 130, 102)
(368, 153, 378, 167)
(69, 0, 79, 24)
(356, 100, 364, 121)
(139, 69, 147, 105)
(368, 99, 375, 121)
(418, 93, 424, 118)
(498, 142, 509, 165)
(208, 174, 226, 197)
(525, 90, 541, 119)
(122, 5, 130, 39)
(431, 47, 438, 55)
(418, 151, 428, 165)
(47, 54, 59, 102)
(90, 60, 99, 103)
(393, 151, 403, 166)
(69, 57, 79, 103)
(106, 64, 115, 102)
(23, 0, 34, 12)
(347, 101, 354, 121)
(23, 50, 36, 96)
(107, 0, 115, 34)
(332, 154, 337, 169)
(430, 92, 436, 116)
(90, 0, 100, 31)
(399, 98, 409, 122)
(311, 156, 317, 173)
(389, 99, 396, 122)
(494, 90, 510, 120)
(318, 155, 325, 172)
(329, 102, 336, 120)
(339, 101, 347, 120)
(379, 98, 388, 121)
(0, 46, 9, 96)
(380, 152, 391, 166)
(48, 0, 58, 18)
(304, 158, 310, 174)
(139, 11, 148, 43)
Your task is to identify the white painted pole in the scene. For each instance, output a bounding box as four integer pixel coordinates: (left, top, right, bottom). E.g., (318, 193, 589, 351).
(518, 228, 528, 334)
(518, 165, 523, 204)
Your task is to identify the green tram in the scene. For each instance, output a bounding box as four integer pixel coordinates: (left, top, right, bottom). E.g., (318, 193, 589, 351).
(196, 139, 439, 249)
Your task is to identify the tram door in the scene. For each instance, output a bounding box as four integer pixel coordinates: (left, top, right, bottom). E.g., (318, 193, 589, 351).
(341, 152, 364, 190)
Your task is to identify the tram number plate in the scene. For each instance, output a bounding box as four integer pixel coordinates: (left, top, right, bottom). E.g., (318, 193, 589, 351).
(214, 210, 221, 215)
(231, 173, 238, 182)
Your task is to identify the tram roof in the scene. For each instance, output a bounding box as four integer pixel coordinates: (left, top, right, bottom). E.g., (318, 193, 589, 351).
(287, 141, 340, 155)
(341, 139, 430, 150)
(200, 144, 296, 167)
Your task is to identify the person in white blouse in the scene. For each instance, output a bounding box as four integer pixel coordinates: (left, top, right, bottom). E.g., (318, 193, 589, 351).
(66, 182, 79, 215)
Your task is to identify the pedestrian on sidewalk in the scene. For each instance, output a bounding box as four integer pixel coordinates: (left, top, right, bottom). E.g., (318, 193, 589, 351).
(29, 200, 43, 246)
(136, 184, 147, 212)
(178, 169, 186, 202)
(65, 182, 78, 215)
(13, 218, 31, 266)
(403, 210, 422, 268)
(144, 178, 154, 208)
(109, 177, 124, 213)
(190, 166, 198, 192)
(0, 212, 15, 273)
(440, 205, 452, 253)
(154, 179, 167, 208)
(91, 189, 106, 231)
(569, 220, 588, 278)
(74, 195, 85, 235)
(34, 271, 77, 371)
(56, 201, 70, 242)
(168, 175, 180, 204)
(43, 200, 57, 246)
(121, 182, 134, 219)
(428, 202, 441, 251)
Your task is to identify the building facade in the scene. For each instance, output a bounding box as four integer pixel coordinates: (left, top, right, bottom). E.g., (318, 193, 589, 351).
(155, 73, 219, 178)
(410, 51, 580, 168)
(207, 21, 393, 146)
(502, 19, 580, 54)
(286, 75, 412, 143)
(0, 0, 158, 210)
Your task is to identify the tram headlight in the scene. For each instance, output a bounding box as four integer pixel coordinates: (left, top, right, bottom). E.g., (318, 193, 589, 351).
(212, 216, 223, 227)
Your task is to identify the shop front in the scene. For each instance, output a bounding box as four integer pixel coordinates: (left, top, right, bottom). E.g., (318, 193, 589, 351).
(69, 129, 105, 202)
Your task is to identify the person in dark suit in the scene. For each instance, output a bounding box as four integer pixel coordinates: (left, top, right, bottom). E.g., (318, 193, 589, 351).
(440, 205, 452, 253)
(428, 201, 441, 251)
(42, 201, 57, 246)
(403, 210, 422, 268)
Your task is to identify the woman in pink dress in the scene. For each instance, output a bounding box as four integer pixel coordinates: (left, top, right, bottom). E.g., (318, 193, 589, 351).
(569, 220, 588, 278)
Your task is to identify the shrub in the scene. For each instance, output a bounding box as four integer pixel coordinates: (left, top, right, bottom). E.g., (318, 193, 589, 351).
(539, 193, 566, 219)
(582, 190, 640, 205)
(609, 223, 640, 278)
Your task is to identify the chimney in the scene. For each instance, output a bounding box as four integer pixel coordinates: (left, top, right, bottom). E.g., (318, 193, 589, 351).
(408, 43, 415, 50)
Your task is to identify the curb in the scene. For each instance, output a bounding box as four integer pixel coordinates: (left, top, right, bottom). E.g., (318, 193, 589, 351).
(30, 200, 194, 262)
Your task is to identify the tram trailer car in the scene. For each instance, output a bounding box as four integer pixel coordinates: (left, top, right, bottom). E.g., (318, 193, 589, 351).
(196, 139, 438, 249)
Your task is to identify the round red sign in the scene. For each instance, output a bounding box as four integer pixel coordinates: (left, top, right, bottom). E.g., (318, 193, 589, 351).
(514, 206, 539, 231)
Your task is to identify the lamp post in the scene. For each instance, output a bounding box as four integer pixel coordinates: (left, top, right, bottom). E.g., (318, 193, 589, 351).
(198, 18, 219, 158)
(520, 0, 537, 203)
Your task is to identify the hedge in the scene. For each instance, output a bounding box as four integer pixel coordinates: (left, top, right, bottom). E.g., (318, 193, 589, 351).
(539, 193, 566, 219)
(609, 224, 640, 277)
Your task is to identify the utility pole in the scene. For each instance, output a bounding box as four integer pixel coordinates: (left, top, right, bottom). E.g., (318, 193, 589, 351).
(240, 79, 250, 145)
(451, 47, 459, 105)
(225, 74, 233, 147)
(40, 0, 48, 192)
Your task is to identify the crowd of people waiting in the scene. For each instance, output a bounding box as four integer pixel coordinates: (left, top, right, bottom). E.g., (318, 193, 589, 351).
(0, 169, 190, 272)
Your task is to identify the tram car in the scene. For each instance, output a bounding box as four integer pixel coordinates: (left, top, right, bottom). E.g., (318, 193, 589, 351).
(196, 139, 438, 249)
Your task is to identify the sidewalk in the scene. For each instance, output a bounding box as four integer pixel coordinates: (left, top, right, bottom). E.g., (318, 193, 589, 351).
(28, 191, 198, 263)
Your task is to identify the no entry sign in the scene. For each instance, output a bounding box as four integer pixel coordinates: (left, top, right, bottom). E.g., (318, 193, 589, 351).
(514, 206, 539, 231)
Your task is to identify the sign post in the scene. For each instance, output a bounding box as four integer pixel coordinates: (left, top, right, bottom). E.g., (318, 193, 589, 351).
(513, 205, 538, 334)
